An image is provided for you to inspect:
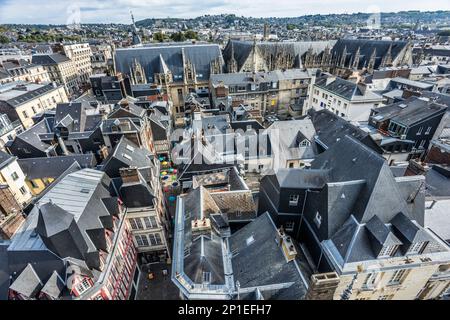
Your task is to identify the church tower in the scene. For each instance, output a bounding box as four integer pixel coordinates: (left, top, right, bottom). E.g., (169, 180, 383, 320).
(130, 11, 142, 46)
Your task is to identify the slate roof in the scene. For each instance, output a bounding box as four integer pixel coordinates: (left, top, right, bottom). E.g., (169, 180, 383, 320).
(40, 271, 64, 299)
(331, 39, 409, 70)
(0, 150, 15, 170)
(12, 118, 54, 153)
(309, 108, 384, 154)
(101, 136, 153, 177)
(265, 119, 318, 161)
(114, 43, 223, 83)
(18, 154, 96, 180)
(9, 169, 114, 258)
(314, 76, 382, 101)
(230, 212, 307, 299)
(0, 242, 10, 300)
(0, 83, 61, 108)
(223, 40, 335, 71)
(31, 53, 71, 66)
(9, 263, 43, 298)
(425, 166, 450, 198)
(54, 102, 102, 133)
(311, 135, 412, 224)
(371, 97, 447, 127)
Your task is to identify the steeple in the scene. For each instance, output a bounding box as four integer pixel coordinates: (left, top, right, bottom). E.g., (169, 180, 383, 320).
(130, 10, 142, 46)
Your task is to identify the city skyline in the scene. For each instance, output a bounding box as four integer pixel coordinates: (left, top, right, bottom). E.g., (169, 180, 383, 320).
(1, 0, 450, 24)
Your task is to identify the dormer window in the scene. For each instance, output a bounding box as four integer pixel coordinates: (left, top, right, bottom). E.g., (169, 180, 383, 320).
(408, 242, 427, 255)
(289, 195, 299, 206)
(378, 245, 398, 258)
(202, 272, 211, 284)
(299, 139, 310, 147)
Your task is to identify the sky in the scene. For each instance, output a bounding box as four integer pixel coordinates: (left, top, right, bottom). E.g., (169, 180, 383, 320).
(0, 0, 449, 24)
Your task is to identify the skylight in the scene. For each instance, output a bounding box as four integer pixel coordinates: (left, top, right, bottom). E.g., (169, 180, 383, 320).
(246, 235, 255, 246)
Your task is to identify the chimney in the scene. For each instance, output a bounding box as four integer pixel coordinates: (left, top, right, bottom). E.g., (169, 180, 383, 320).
(99, 145, 109, 160)
(120, 167, 140, 184)
(277, 228, 297, 262)
(357, 83, 367, 95)
(192, 217, 211, 236)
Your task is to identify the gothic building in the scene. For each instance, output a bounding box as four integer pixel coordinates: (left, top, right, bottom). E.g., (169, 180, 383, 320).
(330, 39, 413, 76)
(114, 44, 224, 126)
(223, 40, 336, 73)
(223, 39, 413, 78)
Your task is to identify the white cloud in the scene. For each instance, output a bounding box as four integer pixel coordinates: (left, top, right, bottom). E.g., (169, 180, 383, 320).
(0, 0, 449, 24)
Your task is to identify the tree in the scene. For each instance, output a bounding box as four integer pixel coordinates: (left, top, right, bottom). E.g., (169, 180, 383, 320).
(153, 32, 166, 42)
(170, 32, 186, 42)
(438, 30, 450, 36)
(287, 24, 297, 31)
(0, 35, 10, 44)
(184, 30, 198, 40)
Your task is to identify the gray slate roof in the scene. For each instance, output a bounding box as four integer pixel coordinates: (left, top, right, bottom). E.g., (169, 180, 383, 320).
(18, 154, 96, 180)
(114, 44, 223, 83)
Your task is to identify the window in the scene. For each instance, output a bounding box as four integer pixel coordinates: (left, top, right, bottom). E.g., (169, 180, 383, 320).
(379, 245, 398, 258)
(76, 278, 92, 295)
(408, 242, 426, 254)
(285, 222, 295, 232)
(143, 216, 157, 229)
(419, 140, 426, 149)
(300, 139, 310, 147)
(289, 162, 295, 168)
(22, 111, 29, 119)
(362, 272, 380, 289)
(135, 235, 149, 247)
(130, 218, 144, 230)
(289, 195, 299, 206)
(129, 218, 138, 230)
(314, 211, 322, 229)
(29, 180, 39, 189)
(31, 106, 37, 114)
(148, 233, 163, 246)
(417, 127, 423, 135)
(202, 272, 211, 284)
(389, 269, 408, 285)
(11, 172, 19, 181)
(19, 186, 27, 195)
(378, 294, 394, 300)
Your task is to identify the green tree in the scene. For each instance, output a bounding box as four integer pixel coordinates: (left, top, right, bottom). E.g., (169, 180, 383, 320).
(438, 30, 450, 36)
(170, 32, 186, 42)
(184, 30, 198, 40)
(286, 24, 297, 31)
(153, 32, 166, 42)
(0, 35, 10, 44)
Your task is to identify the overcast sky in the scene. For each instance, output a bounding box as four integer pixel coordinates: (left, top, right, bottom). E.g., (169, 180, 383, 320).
(0, 0, 449, 24)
